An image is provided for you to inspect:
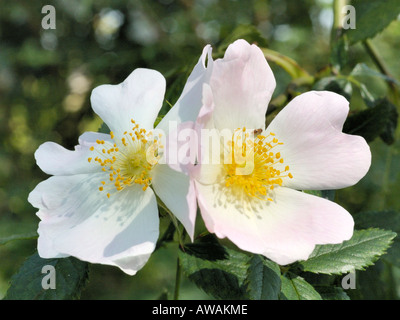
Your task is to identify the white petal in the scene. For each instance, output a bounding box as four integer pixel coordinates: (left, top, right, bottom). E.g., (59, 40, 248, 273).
(78, 131, 113, 146)
(28, 173, 159, 275)
(195, 182, 354, 265)
(266, 91, 371, 190)
(35, 132, 111, 176)
(151, 164, 197, 240)
(209, 39, 276, 131)
(157, 45, 213, 133)
(91, 68, 166, 137)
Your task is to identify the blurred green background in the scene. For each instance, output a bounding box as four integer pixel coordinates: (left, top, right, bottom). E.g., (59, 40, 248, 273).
(1, 0, 399, 299)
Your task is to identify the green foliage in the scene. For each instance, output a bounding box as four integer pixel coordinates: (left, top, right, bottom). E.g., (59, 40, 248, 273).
(351, 63, 400, 87)
(330, 33, 349, 72)
(345, 0, 400, 44)
(280, 273, 322, 300)
(314, 286, 350, 300)
(354, 210, 400, 267)
(2, 0, 400, 300)
(300, 229, 396, 275)
(178, 235, 249, 300)
(313, 76, 353, 101)
(4, 252, 89, 300)
(245, 255, 281, 300)
(97, 122, 110, 134)
(343, 98, 398, 144)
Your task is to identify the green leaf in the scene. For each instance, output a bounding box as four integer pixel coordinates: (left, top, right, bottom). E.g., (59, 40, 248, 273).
(97, 122, 110, 134)
(347, 261, 399, 300)
(349, 63, 399, 107)
(155, 220, 177, 250)
(245, 255, 281, 300)
(183, 234, 228, 261)
(279, 273, 322, 300)
(4, 252, 89, 300)
(315, 286, 350, 300)
(378, 99, 399, 145)
(351, 63, 400, 87)
(313, 76, 352, 101)
(330, 33, 349, 71)
(358, 83, 376, 107)
(343, 98, 399, 145)
(154, 115, 165, 128)
(178, 234, 249, 299)
(345, 0, 400, 44)
(300, 229, 396, 275)
(354, 210, 400, 267)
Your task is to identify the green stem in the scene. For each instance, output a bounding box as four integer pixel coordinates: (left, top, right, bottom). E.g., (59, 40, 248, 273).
(363, 39, 400, 115)
(174, 257, 182, 300)
(363, 39, 393, 81)
(333, 0, 347, 31)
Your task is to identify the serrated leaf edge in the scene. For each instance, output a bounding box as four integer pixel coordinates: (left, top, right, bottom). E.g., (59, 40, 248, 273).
(301, 228, 397, 275)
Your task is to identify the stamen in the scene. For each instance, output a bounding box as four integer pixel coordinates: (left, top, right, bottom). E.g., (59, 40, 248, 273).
(88, 119, 163, 198)
(224, 129, 293, 201)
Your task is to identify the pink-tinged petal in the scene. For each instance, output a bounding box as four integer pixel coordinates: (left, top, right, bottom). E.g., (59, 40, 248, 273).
(209, 39, 276, 131)
(162, 121, 198, 174)
(267, 91, 371, 190)
(309, 91, 350, 130)
(28, 173, 159, 275)
(156, 45, 213, 133)
(196, 182, 354, 265)
(34, 131, 112, 176)
(151, 163, 197, 240)
(197, 83, 215, 130)
(91, 68, 166, 137)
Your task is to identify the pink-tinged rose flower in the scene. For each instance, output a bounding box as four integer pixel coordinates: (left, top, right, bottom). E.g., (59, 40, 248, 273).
(191, 39, 371, 265)
(28, 68, 201, 275)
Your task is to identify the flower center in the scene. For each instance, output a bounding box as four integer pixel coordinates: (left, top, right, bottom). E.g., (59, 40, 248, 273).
(223, 128, 293, 201)
(88, 119, 163, 198)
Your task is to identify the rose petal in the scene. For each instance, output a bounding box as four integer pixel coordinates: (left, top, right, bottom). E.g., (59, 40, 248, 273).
(34, 132, 113, 176)
(156, 45, 213, 134)
(266, 91, 371, 190)
(196, 181, 354, 265)
(91, 68, 166, 137)
(208, 39, 276, 131)
(151, 163, 197, 240)
(28, 173, 159, 275)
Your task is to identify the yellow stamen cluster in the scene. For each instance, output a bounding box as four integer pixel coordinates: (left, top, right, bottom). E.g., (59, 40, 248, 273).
(88, 119, 162, 198)
(224, 129, 293, 201)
